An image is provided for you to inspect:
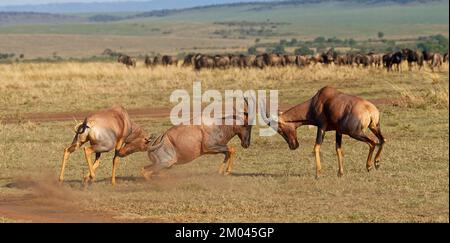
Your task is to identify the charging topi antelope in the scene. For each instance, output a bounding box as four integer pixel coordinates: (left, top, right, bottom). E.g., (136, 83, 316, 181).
(261, 86, 386, 179)
(141, 98, 253, 179)
(59, 105, 159, 185)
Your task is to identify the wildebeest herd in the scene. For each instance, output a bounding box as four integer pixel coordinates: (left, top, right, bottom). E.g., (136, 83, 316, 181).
(117, 48, 449, 71)
(59, 86, 386, 185)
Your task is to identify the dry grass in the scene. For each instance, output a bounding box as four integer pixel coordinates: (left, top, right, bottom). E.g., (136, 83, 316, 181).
(0, 61, 448, 222)
(0, 34, 251, 59)
(1, 61, 447, 116)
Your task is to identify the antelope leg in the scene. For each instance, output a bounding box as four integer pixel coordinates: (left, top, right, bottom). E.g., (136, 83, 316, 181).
(84, 153, 101, 181)
(111, 139, 125, 186)
(83, 146, 96, 183)
(59, 146, 74, 182)
(314, 128, 326, 179)
(349, 133, 377, 172)
(225, 147, 236, 175)
(335, 132, 344, 177)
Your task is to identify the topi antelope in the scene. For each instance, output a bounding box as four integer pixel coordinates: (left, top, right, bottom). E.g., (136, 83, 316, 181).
(261, 86, 386, 179)
(59, 105, 160, 185)
(141, 98, 253, 179)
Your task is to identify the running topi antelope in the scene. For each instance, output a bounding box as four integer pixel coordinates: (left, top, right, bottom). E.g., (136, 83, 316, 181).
(59, 105, 159, 185)
(141, 98, 253, 179)
(261, 86, 386, 178)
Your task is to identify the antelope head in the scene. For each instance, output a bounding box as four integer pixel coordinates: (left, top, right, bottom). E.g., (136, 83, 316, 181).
(260, 102, 299, 150)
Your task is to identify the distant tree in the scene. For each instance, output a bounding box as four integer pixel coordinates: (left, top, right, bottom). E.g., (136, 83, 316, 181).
(279, 39, 288, 46)
(378, 31, 384, 39)
(314, 36, 326, 43)
(431, 34, 448, 47)
(417, 43, 428, 52)
(19, 54, 24, 59)
(274, 45, 286, 54)
(248, 46, 257, 55)
(267, 45, 286, 54)
(294, 47, 314, 55)
(290, 38, 298, 46)
(348, 38, 357, 47)
(255, 38, 260, 43)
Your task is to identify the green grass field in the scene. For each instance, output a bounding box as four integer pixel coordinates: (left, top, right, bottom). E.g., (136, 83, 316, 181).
(0, 1, 448, 58)
(0, 62, 448, 222)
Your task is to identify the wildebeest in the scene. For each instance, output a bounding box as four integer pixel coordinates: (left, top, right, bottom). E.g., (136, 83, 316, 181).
(263, 53, 286, 67)
(296, 55, 311, 67)
(255, 54, 266, 69)
(309, 54, 323, 65)
(284, 54, 297, 66)
(368, 52, 384, 68)
(214, 55, 230, 69)
(162, 55, 178, 66)
(58, 106, 156, 185)
(195, 54, 215, 70)
(429, 53, 443, 72)
(384, 52, 403, 72)
(353, 54, 371, 68)
(153, 56, 162, 66)
(422, 50, 434, 64)
(402, 48, 424, 71)
(260, 86, 385, 178)
(229, 54, 241, 67)
(239, 54, 256, 68)
(117, 54, 136, 68)
(334, 54, 349, 66)
(182, 54, 196, 67)
(142, 98, 253, 178)
(321, 48, 336, 64)
(144, 55, 153, 68)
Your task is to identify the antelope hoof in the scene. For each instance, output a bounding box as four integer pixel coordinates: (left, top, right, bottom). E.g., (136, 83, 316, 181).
(83, 176, 91, 184)
(366, 165, 373, 172)
(337, 171, 344, 177)
(224, 171, 232, 176)
(141, 168, 153, 181)
(374, 161, 381, 169)
(315, 174, 320, 180)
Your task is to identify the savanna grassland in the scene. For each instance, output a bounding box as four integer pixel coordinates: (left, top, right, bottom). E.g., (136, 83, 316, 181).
(0, 1, 448, 58)
(0, 62, 448, 222)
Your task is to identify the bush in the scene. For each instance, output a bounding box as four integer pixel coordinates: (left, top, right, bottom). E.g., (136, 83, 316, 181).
(248, 46, 257, 55)
(314, 37, 326, 43)
(294, 47, 314, 55)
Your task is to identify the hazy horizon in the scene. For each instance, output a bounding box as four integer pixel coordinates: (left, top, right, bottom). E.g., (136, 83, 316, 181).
(0, 0, 271, 7)
(0, 0, 144, 6)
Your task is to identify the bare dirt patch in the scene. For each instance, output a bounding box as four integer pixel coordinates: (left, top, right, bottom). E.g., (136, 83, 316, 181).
(0, 174, 159, 223)
(2, 99, 400, 124)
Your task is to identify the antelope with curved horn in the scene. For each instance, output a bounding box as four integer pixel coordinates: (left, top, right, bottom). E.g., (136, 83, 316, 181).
(261, 86, 386, 178)
(141, 98, 253, 179)
(59, 105, 159, 185)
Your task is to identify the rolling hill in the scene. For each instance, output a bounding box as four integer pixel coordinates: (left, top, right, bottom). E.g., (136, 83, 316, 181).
(0, 0, 447, 58)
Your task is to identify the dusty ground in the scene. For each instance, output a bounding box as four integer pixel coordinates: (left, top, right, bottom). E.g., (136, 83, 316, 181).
(0, 63, 448, 222)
